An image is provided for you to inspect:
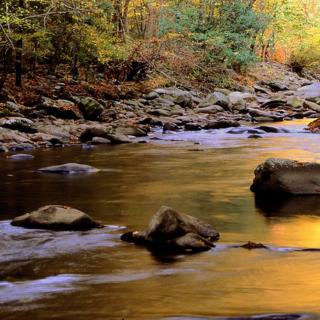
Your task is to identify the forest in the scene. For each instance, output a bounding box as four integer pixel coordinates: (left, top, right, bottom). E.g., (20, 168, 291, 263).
(1, 0, 320, 91)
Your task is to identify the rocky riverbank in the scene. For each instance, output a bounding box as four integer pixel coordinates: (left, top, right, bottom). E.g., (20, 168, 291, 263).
(1, 64, 320, 153)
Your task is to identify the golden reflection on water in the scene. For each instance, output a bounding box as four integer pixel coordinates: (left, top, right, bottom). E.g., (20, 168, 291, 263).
(1, 119, 320, 319)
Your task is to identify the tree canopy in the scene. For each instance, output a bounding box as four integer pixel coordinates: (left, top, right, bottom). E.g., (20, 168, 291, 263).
(0, 0, 319, 89)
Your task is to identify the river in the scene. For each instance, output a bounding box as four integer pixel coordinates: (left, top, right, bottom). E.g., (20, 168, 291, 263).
(1, 119, 320, 319)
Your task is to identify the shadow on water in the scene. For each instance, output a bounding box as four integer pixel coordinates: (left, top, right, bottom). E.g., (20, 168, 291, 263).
(254, 195, 320, 217)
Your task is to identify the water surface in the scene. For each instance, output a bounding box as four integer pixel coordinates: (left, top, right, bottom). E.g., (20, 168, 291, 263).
(1, 119, 320, 319)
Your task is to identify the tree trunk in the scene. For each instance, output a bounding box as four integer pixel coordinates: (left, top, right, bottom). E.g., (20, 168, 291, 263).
(15, 0, 24, 87)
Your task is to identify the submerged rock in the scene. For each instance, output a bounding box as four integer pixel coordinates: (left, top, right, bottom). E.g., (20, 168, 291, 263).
(237, 241, 268, 250)
(251, 158, 320, 195)
(38, 163, 99, 174)
(8, 154, 34, 160)
(121, 206, 220, 253)
(11, 205, 102, 230)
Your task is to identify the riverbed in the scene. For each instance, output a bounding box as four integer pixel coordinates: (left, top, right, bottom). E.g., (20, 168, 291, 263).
(1, 119, 320, 319)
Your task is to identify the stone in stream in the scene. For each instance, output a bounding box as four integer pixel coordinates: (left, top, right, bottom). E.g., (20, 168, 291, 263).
(255, 125, 289, 133)
(203, 120, 240, 130)
(248, 134, 262, 139)
(236, 241, 268, 250)
(38, 163, 99, 174)
(163, 122, 180, 133)
(251, 158, 320, 195)
(7, 154, 34, 160)
(11, 205, 103, 231)
(91, 137, 111, 145)
(308, 118, 320, 133)
(184, 123, 202, 131)
(121, 206, 220, 253)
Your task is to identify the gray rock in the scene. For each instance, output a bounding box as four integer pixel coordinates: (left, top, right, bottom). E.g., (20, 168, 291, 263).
(153, 97, 175, 106)
(174, 94, 193, 108)
(254, 85, 270, 94)
(0, 117, 37, 133)
(260, 99, 287, 109)
(0, 127, 32, 144)
(297, 82, 320, 100)
(11, 205, 102, 231)
(116, 126, 148, 137)
(266, 81, 289, 92)
(184, 123, 202, 131)
(286, 96, 304, 109)
(8, 153, 34, 160)
(304, 100, 320, 113)
(144, 91, 159, 100)
(0, 144, 8, 152)
(39, 163, 99, 174)
(196, 105, 224, 114)
(163, 122, 180, 132)
(248, 108, 283, 121)
(91, 137, 111, 145)
(148, 109, 171, 117)
(204, 120, 240, 130)
(75, 96, 104, 120)
(170, 106, 185, 116)
(255, 126, 289, 133)
(9, 143, 34, 151)
(99, 109, 117, 122)
(38, 97, 82, 119)
(228, 92, 254, 108)
(121, 206, 219, 252)
(200, 92, 230, 110)
(36, 124, 70, 142)
(105, 133, 132, 144)
(6, 101, 20, 112)
(79, 127, 109, 142)
(251, 158, 320, 195)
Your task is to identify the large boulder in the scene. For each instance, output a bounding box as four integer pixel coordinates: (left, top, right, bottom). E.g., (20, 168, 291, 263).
(200, 92, 230, 110)
(38, 163, 99, 174)
(11, 205, 102, 231)
(37, 97, 82, 119)
(251, 158, 320, 195)
(74, 96, 104, 120)
(228, 92, 254, 111)
(121, 206, 220, 252)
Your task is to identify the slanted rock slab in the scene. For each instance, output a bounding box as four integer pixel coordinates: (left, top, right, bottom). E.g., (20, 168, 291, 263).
(38, 163, 99, 174)
(11, 205, 102, 230)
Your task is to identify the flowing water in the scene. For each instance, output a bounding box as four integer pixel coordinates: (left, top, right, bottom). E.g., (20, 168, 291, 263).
(1, 119, 320, 320)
